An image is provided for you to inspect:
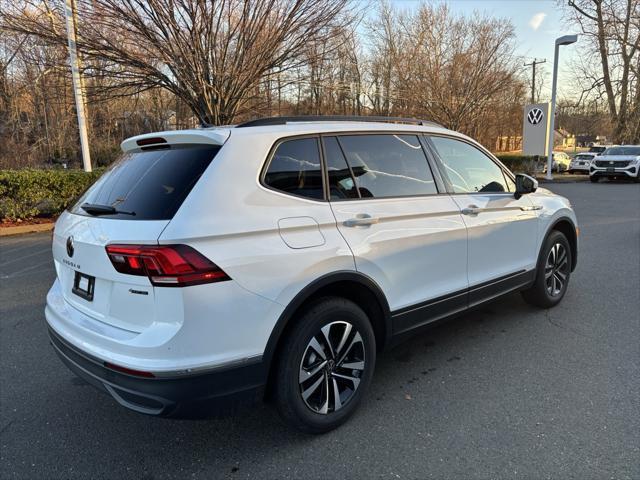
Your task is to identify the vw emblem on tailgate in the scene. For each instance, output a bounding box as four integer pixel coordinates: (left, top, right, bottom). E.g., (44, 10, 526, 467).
(66, 236, 75, 257)
(527, 108, 544, 125)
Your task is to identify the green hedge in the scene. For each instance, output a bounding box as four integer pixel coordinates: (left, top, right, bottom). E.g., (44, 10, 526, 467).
(495, 154, 540, 175)
(0, 168, 105, 221)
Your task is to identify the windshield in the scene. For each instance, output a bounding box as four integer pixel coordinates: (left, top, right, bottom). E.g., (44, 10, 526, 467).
(71, 145, 220, 220)
(602, 146, 640, 156)
(576, 154, 594, 160)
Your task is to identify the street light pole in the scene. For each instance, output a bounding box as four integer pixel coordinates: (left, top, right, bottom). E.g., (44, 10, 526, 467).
(546, 35, 577, 180)
(64, 0, 92, 172)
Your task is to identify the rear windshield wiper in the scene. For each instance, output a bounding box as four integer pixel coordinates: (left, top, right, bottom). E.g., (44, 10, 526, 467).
(81, 203, 136, 216)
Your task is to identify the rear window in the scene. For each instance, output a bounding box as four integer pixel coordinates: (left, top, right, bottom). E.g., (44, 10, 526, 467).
(71, 145, 220, 220)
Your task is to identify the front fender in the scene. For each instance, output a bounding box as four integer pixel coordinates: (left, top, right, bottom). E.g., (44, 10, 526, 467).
(529, 188, 579, 270)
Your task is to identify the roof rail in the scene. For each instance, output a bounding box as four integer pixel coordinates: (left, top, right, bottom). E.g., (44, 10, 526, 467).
(235, 115, 443, 128)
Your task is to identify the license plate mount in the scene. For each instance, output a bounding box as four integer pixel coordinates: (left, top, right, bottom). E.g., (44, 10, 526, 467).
(72, 271, 95, 301)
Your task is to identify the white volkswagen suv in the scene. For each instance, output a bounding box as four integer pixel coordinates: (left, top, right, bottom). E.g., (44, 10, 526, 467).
(46, 116, 578, 433)
(589, 145, 640, 182)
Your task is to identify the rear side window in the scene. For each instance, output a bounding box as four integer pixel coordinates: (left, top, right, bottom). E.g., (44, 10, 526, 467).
(72, 145, 220, 220)
(323, 137, 360, 200)
(337, 134, 437, 198)
(428, 136, 509, 194)
(263, 138, 324, 200)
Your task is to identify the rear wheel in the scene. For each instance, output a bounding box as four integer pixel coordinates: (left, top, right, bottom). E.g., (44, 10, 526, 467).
(273, 297, 376, 433)
(522, 230, 572, 308)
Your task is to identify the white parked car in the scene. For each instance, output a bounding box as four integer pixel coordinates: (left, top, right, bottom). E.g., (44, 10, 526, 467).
(543, 151, 572, 173)
(46, 116, 579, 433)
(568, 153, 597, 174)
(589, 145, 640, 182)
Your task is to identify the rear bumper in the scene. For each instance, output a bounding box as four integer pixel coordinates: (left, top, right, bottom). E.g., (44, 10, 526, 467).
(48, 327, 266, 417)
(568, 164, 590, 173)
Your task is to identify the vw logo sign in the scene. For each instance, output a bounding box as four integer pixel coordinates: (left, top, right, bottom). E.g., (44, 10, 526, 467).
(66, 236, 75, 258)
(527, 108, 544, 125)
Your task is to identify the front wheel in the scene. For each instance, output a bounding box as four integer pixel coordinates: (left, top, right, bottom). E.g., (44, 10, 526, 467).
(590, 176, 599, 183)
(273, 297, 376, 433)
(522, 230, 572, 308)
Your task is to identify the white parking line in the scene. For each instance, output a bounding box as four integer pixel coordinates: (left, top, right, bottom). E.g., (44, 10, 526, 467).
(0, 248, 51, 267)
(0, 258, 53, 279)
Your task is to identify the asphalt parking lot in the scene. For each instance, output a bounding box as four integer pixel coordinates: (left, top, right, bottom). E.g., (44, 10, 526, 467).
(1, 182, 639, 479)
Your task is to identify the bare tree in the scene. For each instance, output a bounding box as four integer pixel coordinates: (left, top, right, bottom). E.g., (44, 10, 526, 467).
(3, 0, 354, 125)
(365, 2, 525, 147)
(564, 0, 639, 143)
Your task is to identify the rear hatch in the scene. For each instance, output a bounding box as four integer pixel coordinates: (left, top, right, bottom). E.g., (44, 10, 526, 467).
(52, 135, 225, 333)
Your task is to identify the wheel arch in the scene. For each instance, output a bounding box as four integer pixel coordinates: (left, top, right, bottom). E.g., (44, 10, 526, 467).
(262, 271, 392, 396)
(546, 217, 578, 271)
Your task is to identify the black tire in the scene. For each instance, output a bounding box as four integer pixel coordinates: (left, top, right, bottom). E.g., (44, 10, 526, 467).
(522, 230, 572, 308)
(273, 297, 376, 434)
(590, 176, 599, 183)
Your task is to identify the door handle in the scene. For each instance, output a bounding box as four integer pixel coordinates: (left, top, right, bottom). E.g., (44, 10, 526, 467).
(343, 214, 379, 227)
(461, 205, 481, 216)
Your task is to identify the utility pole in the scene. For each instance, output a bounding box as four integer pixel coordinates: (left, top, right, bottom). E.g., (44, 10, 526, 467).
(524, 59, 546, 104)
(64, 0, 92, 172)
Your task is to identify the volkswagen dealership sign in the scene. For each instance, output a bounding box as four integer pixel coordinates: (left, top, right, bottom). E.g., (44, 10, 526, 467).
(527, 108, 544, 125)
(523, 103, 551, 156)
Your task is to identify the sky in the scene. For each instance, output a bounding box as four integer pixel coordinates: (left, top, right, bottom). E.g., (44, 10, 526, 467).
(388, 0, 581, 102)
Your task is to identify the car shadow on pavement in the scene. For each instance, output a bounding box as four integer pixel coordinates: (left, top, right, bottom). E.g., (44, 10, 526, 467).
(32, 291, 542, 477)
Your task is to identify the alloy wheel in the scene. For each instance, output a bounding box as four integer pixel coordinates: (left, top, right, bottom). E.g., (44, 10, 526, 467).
(298, 321, 365, 414)
(545, 243, 569, 296)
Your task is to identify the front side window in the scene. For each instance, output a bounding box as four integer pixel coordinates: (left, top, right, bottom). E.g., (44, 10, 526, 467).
(337, 134, 437, 198)
(263, 137, 324, 200)
(429, 136, 509, 194)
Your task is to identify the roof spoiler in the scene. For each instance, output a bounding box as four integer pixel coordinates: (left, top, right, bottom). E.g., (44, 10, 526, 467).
(121, 130, 230, 153)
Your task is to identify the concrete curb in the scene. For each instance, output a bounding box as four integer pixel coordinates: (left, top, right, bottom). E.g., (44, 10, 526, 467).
(0, 223, 54, 237)
(536, 175, 590, 184)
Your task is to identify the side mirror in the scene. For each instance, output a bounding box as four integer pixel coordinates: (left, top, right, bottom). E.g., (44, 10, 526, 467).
(514, 173, 538, 199)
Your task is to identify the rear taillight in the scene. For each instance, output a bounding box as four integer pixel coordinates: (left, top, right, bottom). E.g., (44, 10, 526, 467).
(105, 244, 230, 287)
